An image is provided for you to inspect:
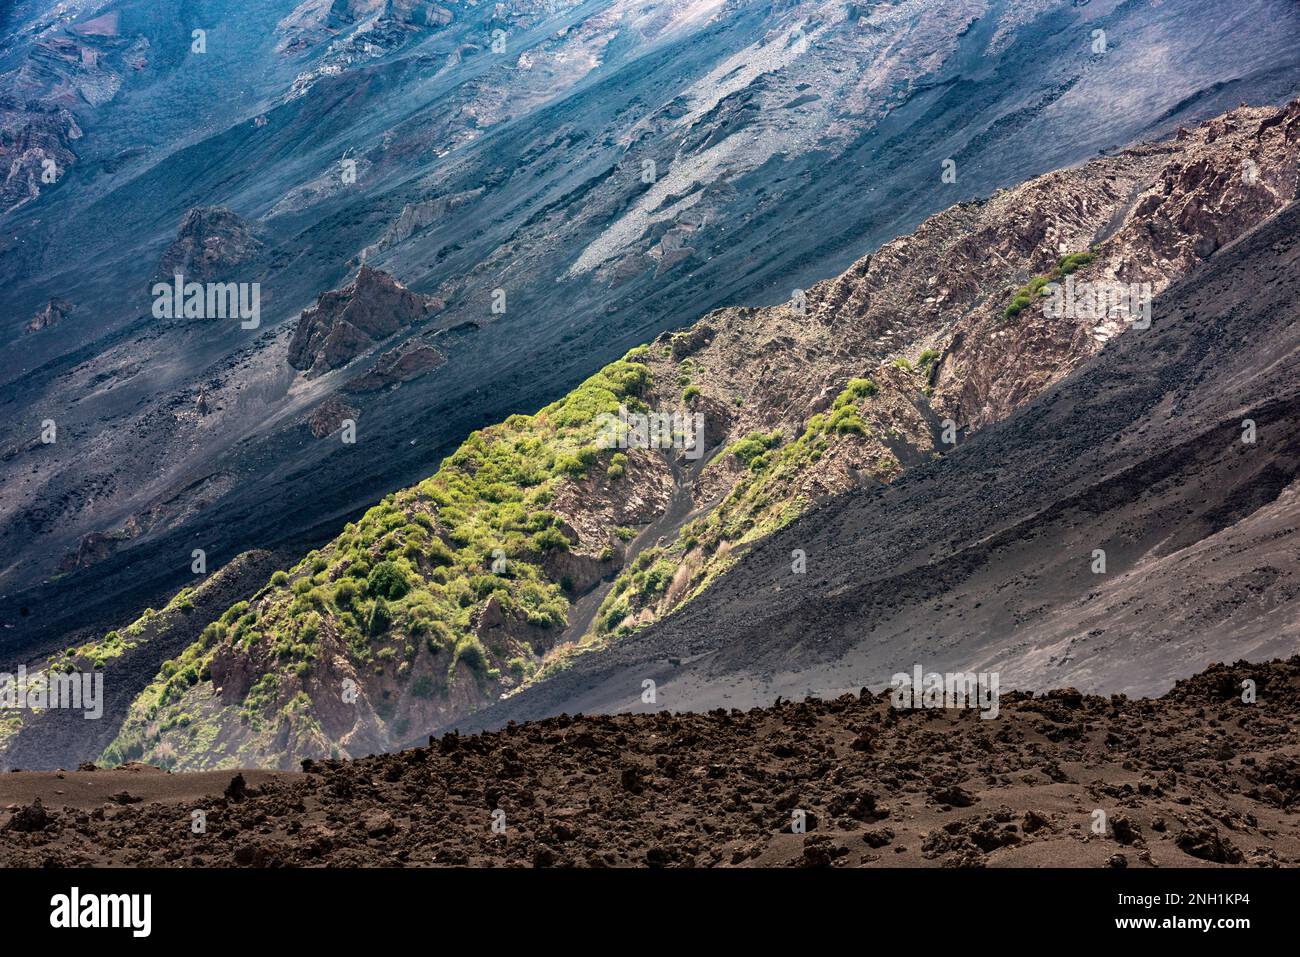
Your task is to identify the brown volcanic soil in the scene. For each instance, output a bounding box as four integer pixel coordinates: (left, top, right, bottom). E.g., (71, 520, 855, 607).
(1, 658, 1297, 868)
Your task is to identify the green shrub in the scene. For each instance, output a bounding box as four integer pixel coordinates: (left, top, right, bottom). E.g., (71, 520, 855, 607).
(531, 526, 570, 552)
(641, 559, 675, 597)
(556, 445, 599, 478)
(840, 378, 878, 401)
(334, 580, 358, 608)
(1004, 293, 1035, 320)
(607, 451, 628, 480)
(369, 597, 393, 636)
(600, 599, 630, 633)
(1058, 251, 1095, 275)
(451, 636, 488, 674)
(731, 430, 782, 467)
(367, 560, 410, 600)
(221, 601, 250, 624)
(1005, 250, 1096, 320)
(424, 537, 456, 567)
(829, 407, 866, 435)
(420, 620, 451, 652)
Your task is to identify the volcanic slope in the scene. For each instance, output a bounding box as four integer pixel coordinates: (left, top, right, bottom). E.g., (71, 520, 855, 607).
(6, 0, 1300, 664)
(460, 192, 1300, 732)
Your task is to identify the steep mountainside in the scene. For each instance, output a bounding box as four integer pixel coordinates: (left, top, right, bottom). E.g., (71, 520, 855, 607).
(78, 101, 1300, 771)
(5, 0, 1299, 669)
(465, 185, 1300, 735)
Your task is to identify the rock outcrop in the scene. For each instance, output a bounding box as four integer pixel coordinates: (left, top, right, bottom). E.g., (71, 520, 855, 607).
(343, 343, 446, 393)
(360, 189, 483, 261)
(25, 297, 73, 333)
(287, 266, 443, 374)
(156, 207, 264, 283)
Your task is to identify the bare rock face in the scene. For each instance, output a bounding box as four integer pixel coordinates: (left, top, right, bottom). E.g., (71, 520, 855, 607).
(25, 297, 73, 333)
(56, 513, 146, 573)
(473, 594, 555, 655)
(287, 266, 443, 375)
(0, 82, 83, 215)
(548, 449, 676, 548)
(156, 207, 264, 283)
(57, 531, 123, 573)
(945, 101, 1300, 431)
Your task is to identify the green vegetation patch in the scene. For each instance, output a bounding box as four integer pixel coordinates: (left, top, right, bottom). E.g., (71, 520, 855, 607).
(586, 375, 898, 650)
(1004, 250, 1097, 321)
(104, 350, 656, 769)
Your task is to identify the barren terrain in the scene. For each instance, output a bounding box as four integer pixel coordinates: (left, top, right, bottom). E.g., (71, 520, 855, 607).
(2, 658, 1296, 867)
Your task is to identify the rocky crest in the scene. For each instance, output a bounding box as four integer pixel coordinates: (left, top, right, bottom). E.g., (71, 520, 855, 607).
(566, 100, 1300, 650)
(473, 171, 1300, 731)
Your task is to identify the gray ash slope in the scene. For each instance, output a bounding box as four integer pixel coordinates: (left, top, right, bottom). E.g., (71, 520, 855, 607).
(453, 197, 1300, 734)
(5, 0, 1300, 660)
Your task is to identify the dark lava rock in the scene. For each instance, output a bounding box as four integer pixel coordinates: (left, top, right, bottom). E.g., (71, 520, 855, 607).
(1175, 826, 1244, 864)
(1111, 815, 1142, 845)
(863, 827, 895, 848)
(5, 797, 51, 833)
(224, 774, 247, 802)
(931, 785, 976, 808)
